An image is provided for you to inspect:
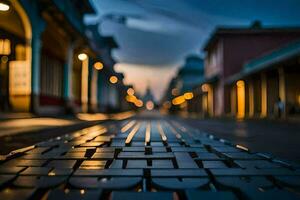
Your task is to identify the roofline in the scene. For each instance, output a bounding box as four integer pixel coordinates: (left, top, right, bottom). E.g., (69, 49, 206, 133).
(203, 26, 300, 51)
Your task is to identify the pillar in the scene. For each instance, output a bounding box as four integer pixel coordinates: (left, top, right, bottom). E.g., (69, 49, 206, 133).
(208, 85, 214, 117)
(248, 79, 254, 117)
(261, 72, 267, 118)
(278, 67, 286, 118)
(90, 68, 98, 112)
(230, 85, 236, 116)
(81, 57, 89, 113)
(63, 43, 74, 110)
(236, 80, 245, 119)
(30, 28, 44, 113)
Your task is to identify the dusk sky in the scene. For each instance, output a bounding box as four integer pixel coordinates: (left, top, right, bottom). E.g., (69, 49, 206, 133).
(85, 0, 300, 101)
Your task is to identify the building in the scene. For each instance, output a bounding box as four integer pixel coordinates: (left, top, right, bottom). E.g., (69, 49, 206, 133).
(162, 55, 204, 114)
(227, 40, 300, 119)
(0, 0, 129, 115)
(85, 24, 130, 113)
(200, 23, 300, 117)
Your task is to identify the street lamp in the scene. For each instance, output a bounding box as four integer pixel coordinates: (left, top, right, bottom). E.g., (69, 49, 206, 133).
(0, 1, 10, 12)
(135, 100, 143, 108)
(109, 76, 118, 84)
(78, 53, 87, 61)
(127, 88, 135, 96)
(184, 92, 193, 100)
(146, 101, 154, 110)
(94, 62, 103, 70)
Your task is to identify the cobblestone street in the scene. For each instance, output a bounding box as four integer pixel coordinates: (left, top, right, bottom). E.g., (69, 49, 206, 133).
(181, 118, 300, 163)
(1, 0, 300, 199)
(0, 113, 300, 199)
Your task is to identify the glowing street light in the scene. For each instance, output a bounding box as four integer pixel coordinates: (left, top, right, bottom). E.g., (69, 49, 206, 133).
(172, 96, 185, 105)
(201, 84, 209, 92)
(94, 62, 103, 70)
(126, 95, 137, 103)
(109, 76, 118, 84)
(0, 2, 10, 11)
(135, 100, 143, 108)
(146, 101, 154, 111)
(184, 92, 194, 100)
(127, 88, 135, 96)
(78, 53, 87, 61)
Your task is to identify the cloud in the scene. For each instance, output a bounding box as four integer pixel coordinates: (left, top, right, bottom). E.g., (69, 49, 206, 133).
(87, 0, 300, 99)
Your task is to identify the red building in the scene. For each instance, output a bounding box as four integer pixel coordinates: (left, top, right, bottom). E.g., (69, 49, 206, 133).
(201, 23, 300, 117)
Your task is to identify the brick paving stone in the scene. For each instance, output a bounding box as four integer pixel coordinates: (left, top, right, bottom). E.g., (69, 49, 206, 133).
(0, 119, 299, 199)
(47, 189, 102, 200)
(0, 188, 36, 200)
(184, 190, 238, 200)
(152, 178, 209, 189)
(110, 191, 174, 200)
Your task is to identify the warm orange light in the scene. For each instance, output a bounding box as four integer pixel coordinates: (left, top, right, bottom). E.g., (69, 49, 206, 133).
(109, 76, 118, 84)
(94, 62, 103, 70)
(126, 95, 137, 103)
(236, 80, 245, 119)
(172, 96, 185, 105)
(184, 92, 193, 100)
(81, 56, 89, 113)
(0, 39, 11, 55)
(146, 101, 154, 110)
(78, 53, 87, 61)
(201, 84, 209, 92)
(236, 80, 244, 87)
(0, 2, 10, 11)
(48, 171, 56, 176)
(127, 88, 135, 96)
(135, 100, 143, 107)
(171, 88, 179, 96)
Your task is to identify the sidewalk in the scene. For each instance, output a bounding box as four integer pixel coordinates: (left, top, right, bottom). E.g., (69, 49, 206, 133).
(179, 116, 300, 163)
(0, 114, 299, 199)
(0, 111, 135, 155)
(0, 112, 35, 120)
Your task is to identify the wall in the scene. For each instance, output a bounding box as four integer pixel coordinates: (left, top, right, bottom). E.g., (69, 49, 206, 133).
(223, 33, 300, 79)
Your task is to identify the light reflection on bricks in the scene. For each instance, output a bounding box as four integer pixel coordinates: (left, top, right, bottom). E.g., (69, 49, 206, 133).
(0, 120, 299, 199)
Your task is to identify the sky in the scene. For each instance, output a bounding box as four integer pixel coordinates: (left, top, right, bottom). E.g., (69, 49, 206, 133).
(85, 0, 300, 101)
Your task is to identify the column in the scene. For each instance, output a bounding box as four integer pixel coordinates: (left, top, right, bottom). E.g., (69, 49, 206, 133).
(81, 57, 89, 113)
(30, 30, 43, 113)
(63, 43, 74, 108)
(278, 67, 286, 118)
(230, 85, 236, 116)
(236, 80, 245, 119)
(248, 79, 255, 117)
(260, 72, 267, 118)
(208, 84, 214, 117)
(90, 68, 98, 112)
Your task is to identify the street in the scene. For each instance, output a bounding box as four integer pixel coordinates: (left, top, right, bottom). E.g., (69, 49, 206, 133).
(181, 117, 300, 163)
(1, 1, 300, 199)
(0, 112, 299, 199)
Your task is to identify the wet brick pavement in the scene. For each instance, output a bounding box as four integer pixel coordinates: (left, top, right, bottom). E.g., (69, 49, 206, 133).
(0, 118, 300, 199)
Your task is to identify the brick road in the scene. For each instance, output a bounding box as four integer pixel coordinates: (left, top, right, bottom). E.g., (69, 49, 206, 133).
(0, 116, 299, 199)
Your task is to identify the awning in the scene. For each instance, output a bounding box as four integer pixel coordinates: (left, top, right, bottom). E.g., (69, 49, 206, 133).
(225, 40, 300, 85)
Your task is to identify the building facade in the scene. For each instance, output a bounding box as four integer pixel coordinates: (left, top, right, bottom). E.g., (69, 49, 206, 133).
(227, 40, 300, 119)
(199, 24, 300, 118)
(0, 0, 129, 115)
